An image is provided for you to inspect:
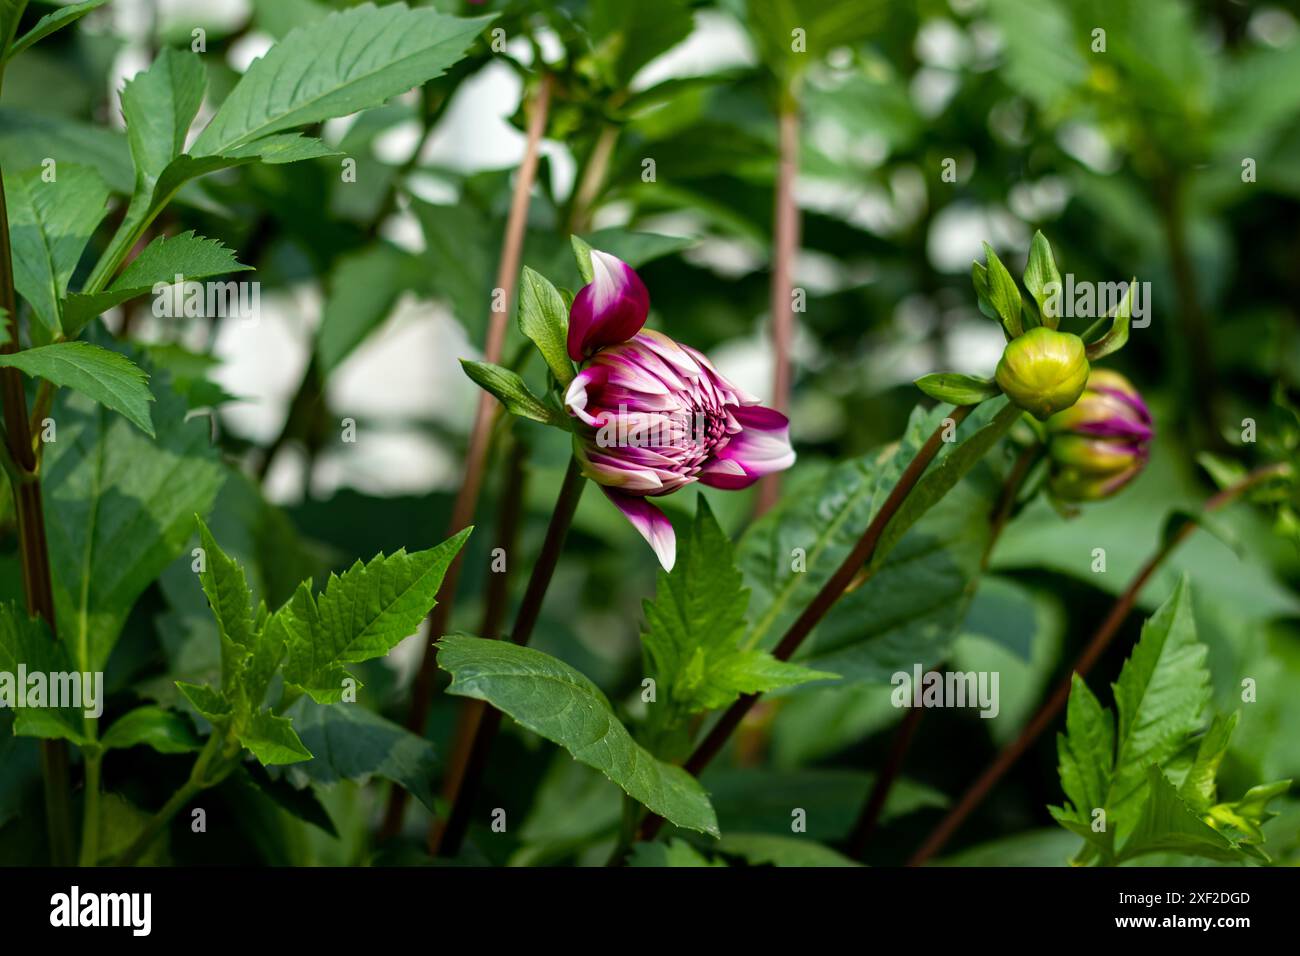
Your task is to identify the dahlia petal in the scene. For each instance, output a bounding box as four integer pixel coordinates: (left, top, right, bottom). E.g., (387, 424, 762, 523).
(603, 487, 677, 571)
(700, 404, 796, 489)
(567, 250, 650, 361)
(565, 367, 607, 427)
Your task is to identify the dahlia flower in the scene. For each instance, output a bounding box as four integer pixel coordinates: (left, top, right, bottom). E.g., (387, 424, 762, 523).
(563, 251, 795, 570)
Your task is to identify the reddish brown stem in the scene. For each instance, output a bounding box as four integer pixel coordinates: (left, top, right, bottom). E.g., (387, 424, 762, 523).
(637, 405, 974, 843)
(430, 458, 586, 857)
(756, 103, 801, 516)
(380, 74, 553, 838)
(0, 166, 71, 864)
(907, 462, 1289, 866)
(844, 444, 1039, 859)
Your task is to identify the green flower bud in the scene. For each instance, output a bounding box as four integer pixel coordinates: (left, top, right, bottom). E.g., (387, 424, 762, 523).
(994, 327, 1089, 421)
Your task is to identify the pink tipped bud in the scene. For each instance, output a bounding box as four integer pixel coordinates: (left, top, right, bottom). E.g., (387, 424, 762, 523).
(567, 250, 650, 361)
(1046, 369, 1153, 502)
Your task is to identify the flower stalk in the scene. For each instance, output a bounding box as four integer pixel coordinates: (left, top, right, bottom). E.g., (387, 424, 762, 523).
(430, 457, 586, 857)
(381, 72, 554, 837)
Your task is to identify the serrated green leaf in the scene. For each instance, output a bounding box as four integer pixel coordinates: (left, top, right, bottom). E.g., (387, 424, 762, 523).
(1056, 674, 1114, 824)
(0, 342, 154, 436)
(192, 4, 493, 156)
(4, 164, 110, 334)
(175, 681, 232, 722)
(122, 47, 205, 198)
(284, 697, 440, 811)
(715, 833, 861, 867)
(237, 710, 312, 766)
(517, 267, 574, 387)
(437, 635, 719, 836)
(6, 0, 107, 59)
(460, 359, 564, 426)
(982, 243, 1024, 338)
(1107, 578, 1211, 840)
(195, 517, 259, 689)
(63, 231, 251, 336)
(643, 498, 831, 721)
(278, 528, 471, 702)
(43, 364, 225, 673)
(1178, 711, 1238, 812)
(101, 705, 201, 754)
(1022, 230, 1063, 327)
(1118, 766, 1242, 863)
(0, 601, 88, 744)
(914, 372, 1001, 406)
(627, 839, 725, 867)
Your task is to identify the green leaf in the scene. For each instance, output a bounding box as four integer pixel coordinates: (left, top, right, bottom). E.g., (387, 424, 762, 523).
(587, 0, 693, 89)
(4, 164, 110, 334)
(0, 109, 132, 195)
(6, 0, 108, 59)
(459, 359, 565, 427)
(192, 4, 493, 156)
(63, 231, 252, 336)
(195, 517, 259, 690)
(981, 243, 1024, 338)
(1055, 674, 1114, 825)
(437, 634, 719, 836)
(970, 261, 997, 322)
(175, 681, 232, 722)
(1178, 711, 1238, 811)
(316, 242, 421, 375)
(627, 839, 725, 867)
(914, 372, 1001, 406)
(1084, 278, 1135, 361)
(101, 705, 200, 754)
(1118, 766, 1241, 863)
(517, 267, 574, 387)
(1208, 780, 1291, 845)
(237, 710, 313, 766)
(571, 235, 595, 285)
(0, 601, 88, 744)
(715, 833, 861, 867)
(1106, 577, 1211, 839)
(277, 528, 471, 703)
(283, 697, 440, 811)
(0, 342, 154, 436)
(1022, 231, 1063, 327)
(744, 0, 886, 87)
(121, 47, 206, 198)
(43, 365, 226, 672)
(643, 498, 831, 724)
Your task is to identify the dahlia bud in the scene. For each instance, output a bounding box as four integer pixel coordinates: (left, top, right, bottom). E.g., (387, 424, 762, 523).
(564, 329, 795, 570)
(567, 250, 650, 361)
(1046, 369, 1153, 502)
(994, 327, 1090, 421)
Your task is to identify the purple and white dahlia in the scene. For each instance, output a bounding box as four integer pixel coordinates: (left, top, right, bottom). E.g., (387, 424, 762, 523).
(563, 251, 795, 570)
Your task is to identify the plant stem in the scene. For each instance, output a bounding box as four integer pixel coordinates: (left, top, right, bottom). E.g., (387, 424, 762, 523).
(844, 443, 1039, 859)
(0, 164, 72, 865)
(429, 457, 586, 858)
(380, 72, 554, 839)
(756, 101, 801, 516)
(78, 751, 102, 866)
(637, 405, 975, 843)
(907, 461, 1290, 866)
(568, 123, 619, 234)
(116, 732, 229, 866)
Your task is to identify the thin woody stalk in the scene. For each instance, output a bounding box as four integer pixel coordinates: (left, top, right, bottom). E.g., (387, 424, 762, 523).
(756, 102, 800, 516)
(430, 458, 586, 857)
(637, 404, 977, 843)
(0, 165, 73, 865)
(380, 73, 554, 838)
(844, 444, 1039, 859)
(907, 461, 1290, 866)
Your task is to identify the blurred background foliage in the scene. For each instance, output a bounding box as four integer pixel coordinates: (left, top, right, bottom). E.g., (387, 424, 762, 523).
(2, 0, 1299, 866)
